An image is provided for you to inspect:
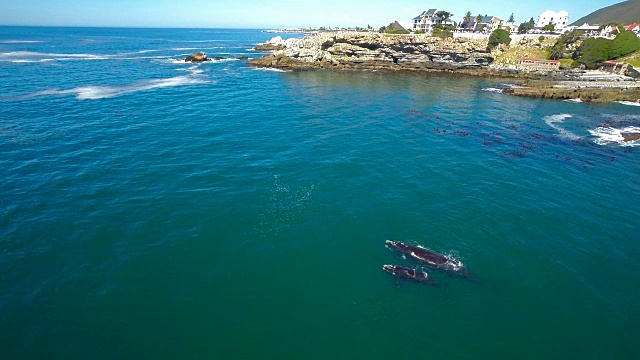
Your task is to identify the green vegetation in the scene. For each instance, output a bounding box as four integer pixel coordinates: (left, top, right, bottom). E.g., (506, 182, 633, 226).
(549, 30, 583, 60)
(508, 13, 515, 23)
(385, 29, 410, 34)
(518, 18, 535, 34)
(435, 11, 453, 22)
(488, 29, 511, 50)
(432, 24, 453, 39)
(542, 24, 555, 32)
(414, 30, 425, 34)
(573, 29, 640, 68)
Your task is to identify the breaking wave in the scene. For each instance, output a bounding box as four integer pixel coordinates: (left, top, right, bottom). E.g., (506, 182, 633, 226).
(16, 68, 210, 101)
(589, 126, 640, 147)
(482, 87, 503, 93)
(564, 98, 583, 103)
(616, 101, 640, 107)
(254, 67, 290, 73)
(2, 51, 169, 63)
(0, 51, 111, 62)
(0, 40, 43, 44)
(543, 114, 581, 140)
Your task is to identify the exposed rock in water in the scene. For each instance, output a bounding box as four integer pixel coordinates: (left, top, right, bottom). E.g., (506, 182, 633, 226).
(185, 52, 211, 62)
(502, 83, 640, 103)
(622, 133, 640, 142)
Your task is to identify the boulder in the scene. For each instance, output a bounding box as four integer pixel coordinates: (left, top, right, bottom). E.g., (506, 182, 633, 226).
(622, 133, 640, 142)
(185, 52, 211, 62)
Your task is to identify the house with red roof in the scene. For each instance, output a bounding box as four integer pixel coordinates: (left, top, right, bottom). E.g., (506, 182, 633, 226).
(626, 23, 640, 35)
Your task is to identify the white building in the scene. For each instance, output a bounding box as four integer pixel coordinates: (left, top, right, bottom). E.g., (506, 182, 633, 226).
(535, 10, 569, 31)
(412, 9, 454, 33)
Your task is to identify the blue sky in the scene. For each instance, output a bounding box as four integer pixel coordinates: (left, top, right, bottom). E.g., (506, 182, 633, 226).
(0, 0, 625, 28)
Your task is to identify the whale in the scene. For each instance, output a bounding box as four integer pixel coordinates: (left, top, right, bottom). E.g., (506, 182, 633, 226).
(385, 240, 469, 276)
(382, 265, 435, 285)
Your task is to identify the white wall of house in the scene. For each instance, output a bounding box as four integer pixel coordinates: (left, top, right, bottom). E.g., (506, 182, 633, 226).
(535, 10, 569, 30)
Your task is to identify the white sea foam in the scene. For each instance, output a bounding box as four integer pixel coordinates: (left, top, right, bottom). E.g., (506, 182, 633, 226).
(543, 114, 581, 140)
(564, 98, 583, 103)
(589, 126, 640, 147)
(11, 59, 55, 63)
(0, 40, 43, 44)
(495, 83, 525, 89)
(616, 101, 640, 107)
(0, 51, 110, 62)
(482, 87, 503, 93)
(21, 69, 209, 100)
(254, 67, 289, 73)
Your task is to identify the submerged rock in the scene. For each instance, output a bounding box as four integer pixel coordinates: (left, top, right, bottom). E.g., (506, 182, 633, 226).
(185, 52, 211, 62)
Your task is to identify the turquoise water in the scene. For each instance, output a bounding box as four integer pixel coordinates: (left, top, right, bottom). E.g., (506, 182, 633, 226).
(1, 27, 640, 359)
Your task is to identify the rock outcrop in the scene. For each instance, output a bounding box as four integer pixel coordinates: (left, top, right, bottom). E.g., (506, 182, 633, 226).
(502, 81, 640, 103)
(185, 52, 210, 62)
(621, 132, 640, 142)
(249, 32, 496, 72)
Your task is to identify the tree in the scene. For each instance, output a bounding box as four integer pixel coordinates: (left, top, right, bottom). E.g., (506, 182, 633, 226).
(542, 23, 555, 32)
(488, 29, 512, 50)
(464, 11, 472, 23)
(611, 29, 640, 58)
(518, 20, 534, 34)
(435, 11, 453, 25)
(508, 13, 515, 23)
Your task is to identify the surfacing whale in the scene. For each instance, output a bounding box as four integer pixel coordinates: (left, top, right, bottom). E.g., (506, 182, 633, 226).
(385, 240, 469, 276)
(382, 265, 435, 285)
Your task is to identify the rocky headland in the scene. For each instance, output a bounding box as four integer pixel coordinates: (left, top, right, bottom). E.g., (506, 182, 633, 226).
(249, 32, 640, 103)
(250, 32, 498, 73)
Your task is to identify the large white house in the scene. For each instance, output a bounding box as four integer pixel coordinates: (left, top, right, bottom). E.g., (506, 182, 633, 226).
(535, 10, 569, 30)
(412, 9, 454, 33)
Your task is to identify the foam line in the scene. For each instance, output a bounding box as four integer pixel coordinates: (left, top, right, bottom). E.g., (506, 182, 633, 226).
(543, 114, 581, 140)
(616, 101, 640, 107)
(482, 88, 503, 93)
(18, 69, 209, 101)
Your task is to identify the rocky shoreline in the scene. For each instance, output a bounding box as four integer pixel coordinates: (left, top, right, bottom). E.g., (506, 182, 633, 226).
(249, 32, 640, 103)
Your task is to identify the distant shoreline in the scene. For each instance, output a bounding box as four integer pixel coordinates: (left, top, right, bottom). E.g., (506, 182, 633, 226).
(249, 31, 640, 104)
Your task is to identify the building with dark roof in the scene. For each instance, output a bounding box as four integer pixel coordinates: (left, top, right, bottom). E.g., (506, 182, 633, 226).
(412, 8, 454, 33)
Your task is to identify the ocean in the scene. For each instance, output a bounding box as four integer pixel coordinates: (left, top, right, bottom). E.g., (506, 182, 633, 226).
(1, 27, 639, 359)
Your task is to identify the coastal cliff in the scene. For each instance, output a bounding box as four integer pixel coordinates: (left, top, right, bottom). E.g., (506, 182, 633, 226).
(249, 32, 497, 72)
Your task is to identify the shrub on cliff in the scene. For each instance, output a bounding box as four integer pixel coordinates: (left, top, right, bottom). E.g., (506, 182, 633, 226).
(432, 25, 453, 39)
(488, 29, 511, 50)
(549, 30, 583, 60)
(573, 30, 640, 69)
(610, 30, 640, 58)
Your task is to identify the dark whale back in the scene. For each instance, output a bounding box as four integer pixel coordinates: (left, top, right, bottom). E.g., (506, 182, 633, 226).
(390, 241, 448, 265)
(383, 265, 434, 285)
